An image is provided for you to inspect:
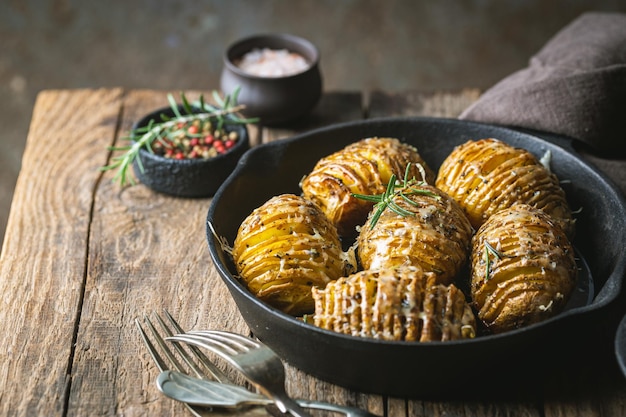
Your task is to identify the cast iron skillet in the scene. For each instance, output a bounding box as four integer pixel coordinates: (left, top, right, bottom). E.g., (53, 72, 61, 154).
(206, 117, 626, 399)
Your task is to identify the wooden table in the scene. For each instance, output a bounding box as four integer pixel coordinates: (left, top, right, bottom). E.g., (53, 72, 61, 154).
(2, 88, 626, 416)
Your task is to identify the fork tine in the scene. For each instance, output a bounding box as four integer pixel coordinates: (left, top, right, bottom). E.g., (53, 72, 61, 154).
(154, 311, 232, 383)
(187, 332, 251, 353)
(168, 333, 241, 358)
(190, 330, 262, 351)
(137, 312, 232, 384)
(161, 310, 231, 383)
(137, 317, 210, 417)
(142, 314, 187, 371)
(165, 331, 281, 388)
(151, 313, 203, 379)
(135, 318, 167, 372)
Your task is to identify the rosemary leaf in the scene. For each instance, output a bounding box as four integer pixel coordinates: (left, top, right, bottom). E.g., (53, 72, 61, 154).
(369, 205, 385, 228)
(106, 145, 132, 152)
(399, 192, 421, 207)
(406, 188, 440, 199)
(212, 90, 226, 108)
(483, 240, 504, 281)
(231, 86, 242, 103)
(168, 94, 183, 119)
(484, 246, 491, 281)
(402, 164, 412, 186)
(388, 200, 415, 217)
(181, 92, 194, 114)
(384, 174, 397, 199)
(485, 241, 503, 260)
(351, 193, 383, 202)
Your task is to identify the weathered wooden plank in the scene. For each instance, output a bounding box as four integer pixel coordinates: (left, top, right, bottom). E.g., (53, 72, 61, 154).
(66, 90, 252, 416)
(0, 88, 124, 416)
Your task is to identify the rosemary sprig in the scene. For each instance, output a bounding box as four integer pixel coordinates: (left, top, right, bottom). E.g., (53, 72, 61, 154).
(353, 163, 440, 228)
(100, 88, 258, 187)
(483, 240, 504, 281)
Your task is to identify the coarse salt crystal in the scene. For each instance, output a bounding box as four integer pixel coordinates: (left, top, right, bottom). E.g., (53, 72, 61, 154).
(236, 48, 309, 77)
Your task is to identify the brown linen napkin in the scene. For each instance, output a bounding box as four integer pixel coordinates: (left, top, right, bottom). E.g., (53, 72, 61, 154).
(459, 12, 626, 155)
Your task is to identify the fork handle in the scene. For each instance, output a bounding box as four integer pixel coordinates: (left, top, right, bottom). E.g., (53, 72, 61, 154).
(269, 392, 313, 417)
(299, 399, 380, 417)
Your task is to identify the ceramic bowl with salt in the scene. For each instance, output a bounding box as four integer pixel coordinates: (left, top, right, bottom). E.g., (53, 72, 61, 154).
(220, 33, 323, 126)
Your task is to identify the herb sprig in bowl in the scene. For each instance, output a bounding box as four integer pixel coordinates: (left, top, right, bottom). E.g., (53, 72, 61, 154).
(102, 89, 258, 197)
(102, 88, 258, 188)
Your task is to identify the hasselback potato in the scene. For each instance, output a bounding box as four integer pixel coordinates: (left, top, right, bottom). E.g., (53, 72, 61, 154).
(357, 182, 473, 285)
(435, 138, 575, 238)
(232, 194, 357, 315)
(312, 266, 476, 342)
(470, 204, 577, 333)
(300, 137, 435, 237)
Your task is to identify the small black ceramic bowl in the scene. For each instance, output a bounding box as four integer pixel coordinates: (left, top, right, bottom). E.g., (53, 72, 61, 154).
(131, 105, 249, 198)
(207, 117, 626, 399)
(220, 33, 323, 126)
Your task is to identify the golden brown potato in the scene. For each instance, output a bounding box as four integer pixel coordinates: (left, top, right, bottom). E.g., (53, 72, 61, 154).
(356, 183, 473, 285)
(470, 204, 577, 333)
(312, 266, 476, 342)
(435, 138, 575, 238)
(300, 137, 435, 237)
(232, 194, 357, 315)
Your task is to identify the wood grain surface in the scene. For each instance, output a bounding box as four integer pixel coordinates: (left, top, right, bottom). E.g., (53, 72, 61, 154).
(1, 88, 625, 417)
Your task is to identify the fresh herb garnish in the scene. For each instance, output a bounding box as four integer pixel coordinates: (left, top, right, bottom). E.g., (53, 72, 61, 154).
(101, 88, 258, 187)
(352, 163, 440, 228)
(483, 240, 504, 281)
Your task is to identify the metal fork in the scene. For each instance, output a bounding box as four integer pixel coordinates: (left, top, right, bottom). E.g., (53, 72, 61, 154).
(167, 330, 313, 417)
(155, 369, 380, 417)
(136, 311, 268, 417)
(138, 312, 378, 416)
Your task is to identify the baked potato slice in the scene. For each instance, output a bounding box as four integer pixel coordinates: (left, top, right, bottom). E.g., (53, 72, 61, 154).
(300, 137, 435, 237)
(233, 194, 357, 315)
(470, 204, 577, 333)
(312, 266, 476, 342)
(356, 182, 473, 285)
(435, 138, 575, 238)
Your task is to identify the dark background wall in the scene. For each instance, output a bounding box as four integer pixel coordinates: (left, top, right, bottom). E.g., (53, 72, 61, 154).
(2, 0, 625, 245)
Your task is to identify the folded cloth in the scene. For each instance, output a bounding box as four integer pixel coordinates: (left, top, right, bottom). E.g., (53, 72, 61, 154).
(459, 12, 626, 155)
